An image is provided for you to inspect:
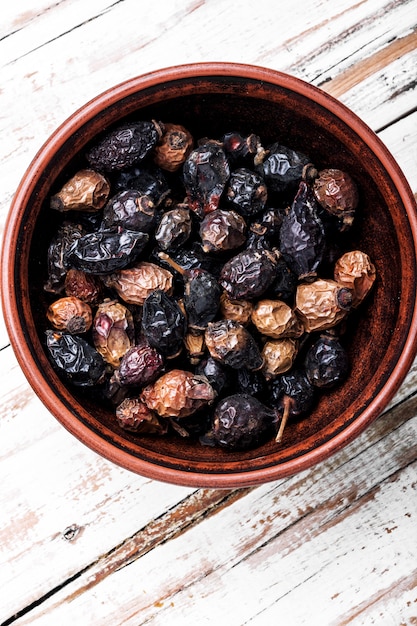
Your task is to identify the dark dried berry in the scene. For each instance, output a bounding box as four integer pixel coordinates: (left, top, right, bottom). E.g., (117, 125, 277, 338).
(158, 252, 221, 331)
(182, 140, 230, 217)
(155, 207, 192, 250)
(219, 248, 278, 300)
(304, 334, 349, 388)
(269, 368, 315, 442)
(117, 342, 164, 387)
(279, 181, 326, 280)
(256, 142, 314, 198)
(64, 228, 149, 274)
(45, 330, 106, 387)
(102, 190, 157, 232)
(116, 398, 168, 434)
(64, 269, 102, 305)
(226, 167, 267, 216)
(205, 319, 263, 370)
(122, 165, 171, 207)
(86, 120, 164, 172)
(142, 290, 186, 358)
(250, 207, 286, 241)
(268, 256, 298, 304)
(236, 368, 267, 398)
(211, 393, 276, 450)
(313, 168, 359, 231)
(199, 209, 246, 253)
(195, 355, 231, 395)
(221, 131, 264, 166)
(44, 222, 86, 294)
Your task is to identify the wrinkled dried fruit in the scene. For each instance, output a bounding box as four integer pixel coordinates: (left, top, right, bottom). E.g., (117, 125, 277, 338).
(141, 369, 216, 418)
(44, 222, 86, 294)
(251, 299, 304, 339)
(219, 291, 253, 325)
(313, 168, 359, 231)
(64, 268, 102, 304)
(256, 142, 315, 197)
(205, 319, 263, 370)
(102, 189, 157, 232)
(199, 209, 246, 253)
(103, 262, 173, 305)
(155, 207, 192, 250)
(304, 334, 349, 388)
(50, 169, 110, 212)
(210, 393, 276, 450)
(295, 279, 353, 332)
(261, 338, 298, 379)
(117, 342, 164, 387)
(226, 167, 268, 216)
(46, 330, 106, 386)
(92, 299, 134, 368)
(153, 123, 194, 172)
(269, 368, 315, 442)
(333, 250, 376, 307)
(195, 355, 230, 395)
(221, 131, 264, 166)
(142, 290, 186, 358)
(86, 120, 164, 172)
(47, 296, 92, 334)
(219, 248, 278, 300)
(116, 397, 168, 434)
(64, 228, 149, 274)
(183, 140, 230, 217)
(279, 181, 326, 280)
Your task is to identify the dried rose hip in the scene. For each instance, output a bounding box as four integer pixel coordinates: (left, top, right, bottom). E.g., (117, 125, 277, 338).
(102, 189, 157, 232)
(279, 181, 326, 280)
(141, 290, 186, 358)
(333, 250, 376, 307)
(64, 228, 149, 274)
(269, 369, 315, 442)
(116, 398, 168, 434)
(92, 299, 135, 368)
(86, 120, 164, 172)
(153, 123, 194, 172)
(182, 140, 230, 217)
(261, 338, 298, 380)
(117, 342, 164, 387)
(46, 296, 93, 334)
(295, 279, 353, 332)
(304, 333, 349, 389)
(141, 369, 216, 418)
(103, 262, 173, 305)
(251, 299, 304, 339)
(226, 167, 268, 216)
(256, 142, 315, 197)
(199, 209, 246, 253)
(313, 168, 359, 231)
(64, 269, 102, 304)
(210, 393, 276, 450)
(205, 319, 263, 370)
(219, 248, 278, 300)
(50, 169, 110, 213)
(46, 330, 106, 387)
(155, 207, 192, 250)
(44, 222, 86, 294)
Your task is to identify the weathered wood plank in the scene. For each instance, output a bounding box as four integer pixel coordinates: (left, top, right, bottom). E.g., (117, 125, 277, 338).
(6, 394, 416, 624)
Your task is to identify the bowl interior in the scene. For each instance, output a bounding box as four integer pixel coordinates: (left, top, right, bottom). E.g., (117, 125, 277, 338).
(6, 66, 417, 486)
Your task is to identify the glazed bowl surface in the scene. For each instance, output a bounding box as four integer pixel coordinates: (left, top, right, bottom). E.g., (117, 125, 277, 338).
(2, 62, 417, 487)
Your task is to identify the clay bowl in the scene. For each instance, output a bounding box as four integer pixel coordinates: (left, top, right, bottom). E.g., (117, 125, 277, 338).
(2, 63, 417, 488)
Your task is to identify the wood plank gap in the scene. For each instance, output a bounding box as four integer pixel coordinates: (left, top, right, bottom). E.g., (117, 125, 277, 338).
(376, 102, 417, 134)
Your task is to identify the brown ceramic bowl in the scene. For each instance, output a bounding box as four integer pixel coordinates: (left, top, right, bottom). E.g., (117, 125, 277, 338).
(2, 63, 417, 487)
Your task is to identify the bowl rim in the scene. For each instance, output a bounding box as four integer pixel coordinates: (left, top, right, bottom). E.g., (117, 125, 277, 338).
(2, 62, 417, 487)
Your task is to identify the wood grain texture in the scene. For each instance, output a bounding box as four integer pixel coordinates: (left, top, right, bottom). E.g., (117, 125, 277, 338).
(1, 0, 417, 624)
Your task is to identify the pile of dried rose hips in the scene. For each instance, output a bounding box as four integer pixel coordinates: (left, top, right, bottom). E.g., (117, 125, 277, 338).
(43, 119, 376, 451)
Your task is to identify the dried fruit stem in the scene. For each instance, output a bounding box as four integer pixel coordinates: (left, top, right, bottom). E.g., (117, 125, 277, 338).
(158, 251, 186, 276)
(275, 396, 291, 443)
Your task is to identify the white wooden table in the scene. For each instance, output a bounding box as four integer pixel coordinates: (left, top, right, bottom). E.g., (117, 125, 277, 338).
(1, 1, 416, 624)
